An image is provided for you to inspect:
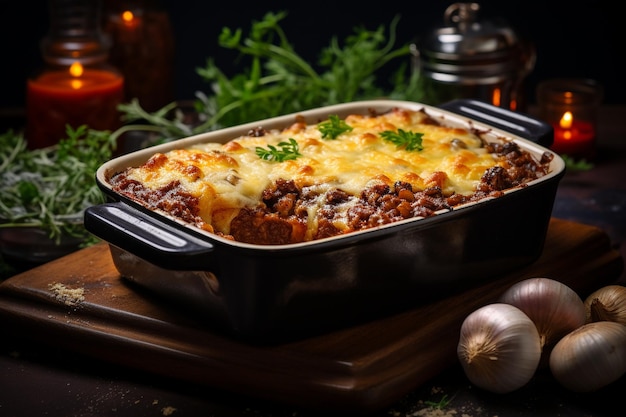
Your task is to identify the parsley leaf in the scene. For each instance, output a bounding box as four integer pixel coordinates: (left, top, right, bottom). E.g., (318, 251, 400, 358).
(380, 129, 424, 151)
(318, 114, 353, 139)
(255, 138, 301, 162)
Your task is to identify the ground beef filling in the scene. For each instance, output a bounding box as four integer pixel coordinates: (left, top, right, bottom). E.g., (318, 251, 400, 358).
(229, 179, 486, 244)
(110, 177, 204, 227)
(109, 142, 553, 245)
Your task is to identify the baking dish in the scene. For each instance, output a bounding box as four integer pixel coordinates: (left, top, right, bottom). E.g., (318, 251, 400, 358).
(85, 99, 565, 343)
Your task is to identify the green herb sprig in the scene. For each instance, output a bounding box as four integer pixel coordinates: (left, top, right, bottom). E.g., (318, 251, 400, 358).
(561, 154, 594, 172)
(380, 129, 424, 151)
(255, 138, 301, 162)
(318, 114, 353, 139)
(424, 393, 454, 410)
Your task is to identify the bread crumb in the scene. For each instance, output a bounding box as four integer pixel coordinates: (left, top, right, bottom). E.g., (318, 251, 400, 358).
(48, 282, 85, 306)
(414, 408, 458, 417)
(161, 406, 177, 415)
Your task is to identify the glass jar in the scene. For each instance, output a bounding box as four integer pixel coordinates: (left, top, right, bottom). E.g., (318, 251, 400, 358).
(536, 78, 604, 160)
(103, 0, 175, 112)
(25, 0, 124, 149)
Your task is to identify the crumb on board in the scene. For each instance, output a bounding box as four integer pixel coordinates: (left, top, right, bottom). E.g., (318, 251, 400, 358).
(48, 282, 85, 306)
(161, 406, 177, 415)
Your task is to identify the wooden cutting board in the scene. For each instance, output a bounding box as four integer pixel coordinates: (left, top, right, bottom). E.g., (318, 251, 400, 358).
(0, 218, 623, 413)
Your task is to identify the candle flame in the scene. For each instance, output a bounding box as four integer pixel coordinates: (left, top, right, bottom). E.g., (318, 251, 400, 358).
(559, 111, 573, 129)
(68, 62, 84, 89)
(122, 10, 135, 23)
(69, 61, 84, 77)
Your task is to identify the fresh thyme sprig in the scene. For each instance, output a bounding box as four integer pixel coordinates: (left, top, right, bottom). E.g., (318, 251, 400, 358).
(380, 129, 424, 151)
(255, 138, 301, 162)
(318, 114, 353, 139)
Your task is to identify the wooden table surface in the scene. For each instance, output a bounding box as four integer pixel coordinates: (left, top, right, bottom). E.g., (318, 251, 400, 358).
(1, 105, 625, 417)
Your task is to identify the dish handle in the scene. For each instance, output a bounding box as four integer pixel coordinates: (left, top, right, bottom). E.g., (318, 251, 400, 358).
(84, 202, 215, 270)
(439, 99, 554, 148)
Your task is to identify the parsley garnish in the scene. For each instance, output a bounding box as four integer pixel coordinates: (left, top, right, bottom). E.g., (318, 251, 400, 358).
(380, 129, 424, 151)
(255, 138, 302, 162)
(318, 114, 353, 139)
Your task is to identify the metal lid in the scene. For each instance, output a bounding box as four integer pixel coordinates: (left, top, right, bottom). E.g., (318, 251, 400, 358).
(416, 3, 534, 84)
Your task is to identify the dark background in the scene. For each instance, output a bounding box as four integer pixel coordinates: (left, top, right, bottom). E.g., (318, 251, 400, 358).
(1, 0, 624, 115)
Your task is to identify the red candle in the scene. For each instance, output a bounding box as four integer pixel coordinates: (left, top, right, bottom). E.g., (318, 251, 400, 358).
(537, 78, 603, 161)
(550, 111, 596, 158)
(26, 62, 124, 149)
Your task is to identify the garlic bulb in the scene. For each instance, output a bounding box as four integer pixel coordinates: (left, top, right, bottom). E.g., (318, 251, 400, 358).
(584, 284, 626, 325)
(457, 303, 542, 393)
(499, 278, 586, 354)
(549, 321, 626, 392)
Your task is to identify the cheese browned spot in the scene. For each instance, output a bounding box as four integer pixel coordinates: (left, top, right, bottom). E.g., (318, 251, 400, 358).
(109, 107, 552, 244)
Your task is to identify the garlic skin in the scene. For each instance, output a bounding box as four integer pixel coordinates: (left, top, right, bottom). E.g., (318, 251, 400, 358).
(499, 278, 586, 353)
(584, 284, 626, 325)
(549, 321, 626, 392)
(457, 303, 542, 393)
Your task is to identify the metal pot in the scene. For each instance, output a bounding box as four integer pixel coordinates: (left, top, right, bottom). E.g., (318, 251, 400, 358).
(411, 2, 536, 111)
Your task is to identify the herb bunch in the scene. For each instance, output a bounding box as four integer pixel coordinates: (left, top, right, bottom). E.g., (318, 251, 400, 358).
(194, 11, 423, 129)
(0, 126, 117, 243)
(120, 11, 424, 137)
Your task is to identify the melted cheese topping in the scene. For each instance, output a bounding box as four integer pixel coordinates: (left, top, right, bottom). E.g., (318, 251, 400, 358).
(115, 108, 509, 239)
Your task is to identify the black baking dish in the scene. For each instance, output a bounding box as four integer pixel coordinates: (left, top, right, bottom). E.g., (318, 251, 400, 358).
(85, 99, 564, 343)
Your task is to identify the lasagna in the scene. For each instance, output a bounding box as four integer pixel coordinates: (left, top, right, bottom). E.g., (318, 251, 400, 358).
(108, 107, 553, 245)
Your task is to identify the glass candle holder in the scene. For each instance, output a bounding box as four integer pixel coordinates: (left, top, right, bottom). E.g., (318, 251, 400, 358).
(536, 78, 603, 161)
(25, 0, 124, 149)
(103, 0, 175, 112)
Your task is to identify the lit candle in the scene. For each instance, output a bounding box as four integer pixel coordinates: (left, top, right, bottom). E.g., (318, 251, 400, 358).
(104, 2, 174, 112)
(122, 9, 139, 27)
(551, 110, 596, 157)
(115, 9, 142, 43)
(536, 78, 603, 161)
(26, 61, 124, 149)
